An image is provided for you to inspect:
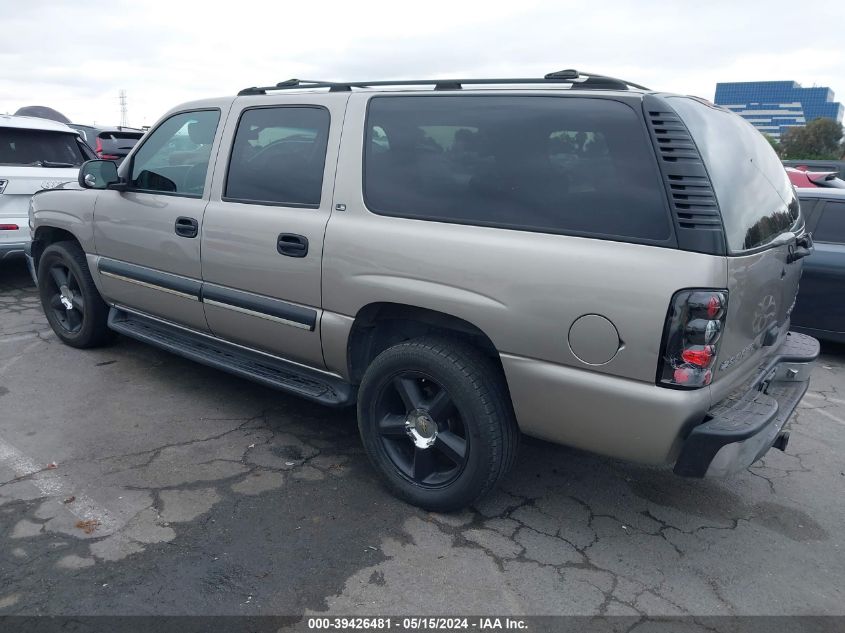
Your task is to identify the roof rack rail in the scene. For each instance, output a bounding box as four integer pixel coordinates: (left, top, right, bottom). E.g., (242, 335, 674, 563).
(236, 70, 649, 96)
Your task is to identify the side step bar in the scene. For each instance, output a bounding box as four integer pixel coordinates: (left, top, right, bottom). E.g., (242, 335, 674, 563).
(108, 308, 354, 407)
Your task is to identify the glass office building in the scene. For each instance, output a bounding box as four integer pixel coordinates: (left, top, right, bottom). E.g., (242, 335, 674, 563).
(714, 81, 843, 139)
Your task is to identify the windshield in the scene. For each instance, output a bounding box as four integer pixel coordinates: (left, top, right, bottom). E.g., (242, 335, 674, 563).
(669, 97, 801, 253)
(0, 128, 87, 167)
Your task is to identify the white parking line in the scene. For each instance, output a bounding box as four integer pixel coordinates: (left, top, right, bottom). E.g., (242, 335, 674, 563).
(0, 332, 39, 345)
(801, 393, 845, 427)
(0, 436, 119, 532)
(805, 392, 845, 407)
(0, 339, 41, 375)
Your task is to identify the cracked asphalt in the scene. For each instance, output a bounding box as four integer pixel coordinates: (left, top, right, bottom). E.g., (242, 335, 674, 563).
(1, 258, 844, 620)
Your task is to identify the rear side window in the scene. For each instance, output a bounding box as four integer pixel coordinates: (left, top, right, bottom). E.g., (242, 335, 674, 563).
(225, 106, 330, 207)
(131, 110, 220, 197)
(0, 129, 87, 166)
(669, 97, 800, 253)
(814, 201, 845, 244)
(364, 96, 671, 242)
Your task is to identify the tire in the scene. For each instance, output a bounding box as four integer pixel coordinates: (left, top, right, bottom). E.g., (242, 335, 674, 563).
(37, 240, 113, 348)
(357, 336, 519, 511)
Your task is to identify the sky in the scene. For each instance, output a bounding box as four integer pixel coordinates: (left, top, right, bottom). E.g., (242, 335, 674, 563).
(2, 0, 843, 128)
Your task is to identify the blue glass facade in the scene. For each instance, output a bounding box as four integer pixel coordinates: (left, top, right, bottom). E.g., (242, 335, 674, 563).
(714, 81, 843, 139)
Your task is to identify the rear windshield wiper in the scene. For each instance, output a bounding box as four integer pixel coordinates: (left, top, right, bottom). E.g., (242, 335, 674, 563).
(40, 161, 76, 168)
(21, 160, 77, 168)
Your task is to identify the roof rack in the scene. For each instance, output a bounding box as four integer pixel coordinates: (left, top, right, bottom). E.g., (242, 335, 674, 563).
(237, 69, 649, 96)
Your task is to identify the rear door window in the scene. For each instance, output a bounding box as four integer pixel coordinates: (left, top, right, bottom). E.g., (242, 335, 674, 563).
(224, 106, 330, 207)
(0, 129, 87, 166)
(364, 96, 671, 242)
(814, 201, 845, 244)
(669, 97, 800, 253)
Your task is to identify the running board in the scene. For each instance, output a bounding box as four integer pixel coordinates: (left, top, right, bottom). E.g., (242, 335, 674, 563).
(107, 308, 354, 407)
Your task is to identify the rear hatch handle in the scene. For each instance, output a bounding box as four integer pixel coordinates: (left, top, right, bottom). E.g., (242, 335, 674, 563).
(787, 233, 813, 263)
(770, 231, 814, 263)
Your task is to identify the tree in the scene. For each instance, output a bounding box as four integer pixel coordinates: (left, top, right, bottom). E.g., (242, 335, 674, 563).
(780, 117, 844, 160)
(762, 133, 781, 155)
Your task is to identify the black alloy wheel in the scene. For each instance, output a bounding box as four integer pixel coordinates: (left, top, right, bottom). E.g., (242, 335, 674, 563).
(358, 337, 519, 511)
(374, 370, 469, 488)
(37, 240, 113, 348)
(45, 262, 85, 334)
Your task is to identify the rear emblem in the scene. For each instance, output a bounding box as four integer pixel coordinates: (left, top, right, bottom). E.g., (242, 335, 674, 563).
(752, 295, 776, 334)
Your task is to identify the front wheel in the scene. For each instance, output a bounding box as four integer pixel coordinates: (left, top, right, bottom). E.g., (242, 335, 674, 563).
(37, 241, 113, 348)
(357, 337, 519, 511)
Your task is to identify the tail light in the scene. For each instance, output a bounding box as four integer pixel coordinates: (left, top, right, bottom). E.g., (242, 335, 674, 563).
(0, 224, 19, 231)
(95, 137, 119, 161)
(658, 289, 728, 389)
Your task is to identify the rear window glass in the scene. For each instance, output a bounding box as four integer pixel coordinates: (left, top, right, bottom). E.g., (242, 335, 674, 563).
(814, 201, 845, 244)
(0, 129, 86, 166)
(669, 97, 800, 253)
(364, 96, 671, 242)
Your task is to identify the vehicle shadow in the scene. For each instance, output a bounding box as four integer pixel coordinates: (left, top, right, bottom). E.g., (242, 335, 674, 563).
(0, 258, 34, 293)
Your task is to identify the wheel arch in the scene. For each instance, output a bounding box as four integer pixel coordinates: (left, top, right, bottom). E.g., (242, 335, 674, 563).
(346, 302, 505, 385)
(31, 226, 82, 270)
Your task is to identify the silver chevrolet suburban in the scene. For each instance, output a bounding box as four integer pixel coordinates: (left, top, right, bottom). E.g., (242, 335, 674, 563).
(27, 71, 819, 510)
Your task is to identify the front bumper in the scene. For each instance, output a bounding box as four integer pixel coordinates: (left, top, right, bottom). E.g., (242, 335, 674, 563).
(674, 331, 819, 477)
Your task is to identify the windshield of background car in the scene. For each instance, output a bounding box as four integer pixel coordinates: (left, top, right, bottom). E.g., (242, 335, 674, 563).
(0, 128, 87, 166)
(669, 96, 801, 253)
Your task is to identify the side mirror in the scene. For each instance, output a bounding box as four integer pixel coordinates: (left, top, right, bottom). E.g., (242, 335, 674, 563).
(79, 159, 121, 190)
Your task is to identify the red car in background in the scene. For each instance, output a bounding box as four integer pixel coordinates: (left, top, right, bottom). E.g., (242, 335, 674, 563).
(786, 166, 845, 189)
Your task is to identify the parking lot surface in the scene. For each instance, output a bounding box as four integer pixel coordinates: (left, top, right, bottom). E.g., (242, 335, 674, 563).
(1, 259, 844, 619)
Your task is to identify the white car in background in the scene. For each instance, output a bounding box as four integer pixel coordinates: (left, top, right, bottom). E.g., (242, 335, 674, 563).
(1, 115, 93, 262)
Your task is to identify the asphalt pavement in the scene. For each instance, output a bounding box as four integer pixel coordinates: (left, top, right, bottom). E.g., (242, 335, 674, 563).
(1, 258, 844, 622)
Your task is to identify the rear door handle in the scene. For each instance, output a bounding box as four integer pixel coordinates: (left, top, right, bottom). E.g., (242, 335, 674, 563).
(277, 233, 308, 257)
(175, 216, 198, 238)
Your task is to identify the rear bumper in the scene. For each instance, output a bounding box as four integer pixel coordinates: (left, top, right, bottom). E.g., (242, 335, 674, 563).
(0, 240, 29, 261)
(674, 331, 819, 477)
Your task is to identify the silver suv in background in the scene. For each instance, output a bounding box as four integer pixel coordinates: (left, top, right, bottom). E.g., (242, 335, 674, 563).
(27, 71, 819, 510)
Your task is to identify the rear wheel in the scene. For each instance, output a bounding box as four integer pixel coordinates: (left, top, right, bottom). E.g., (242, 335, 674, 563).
(37, 241, 113, 348)
(357, 336, 518, 511)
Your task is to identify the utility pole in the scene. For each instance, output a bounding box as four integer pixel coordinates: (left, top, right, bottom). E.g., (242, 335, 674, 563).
(119, 89, 128, 127)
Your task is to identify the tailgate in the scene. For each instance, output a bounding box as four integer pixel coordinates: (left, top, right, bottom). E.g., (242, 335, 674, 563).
(716, 242, 803, 381)
(0, 166, 79, 219)
(667, 96, 806, 385)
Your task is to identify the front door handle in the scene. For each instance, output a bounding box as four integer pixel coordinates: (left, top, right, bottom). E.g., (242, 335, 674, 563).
(277, 233, 308, 258)
(175, 216, 198, 238)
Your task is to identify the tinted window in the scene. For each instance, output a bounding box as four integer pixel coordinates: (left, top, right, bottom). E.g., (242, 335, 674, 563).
(814, 201, 845, 244)
(669, 97, 800, 253)
(130, 110, 220, 196)
(364, 96, 670, 241)
(98, 132, 143, 157)
(0, 129, 87, 166)
(225, 107, 330, 207)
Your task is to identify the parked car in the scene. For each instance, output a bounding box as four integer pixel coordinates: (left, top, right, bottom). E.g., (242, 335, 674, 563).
(786, 167, 845, 189)
(28, 72, 819, 510)
(69, 125, 144, 164)
(783, 159, 845, 180)
(792, 188, 845, 342)
(1, 115, 92, 262)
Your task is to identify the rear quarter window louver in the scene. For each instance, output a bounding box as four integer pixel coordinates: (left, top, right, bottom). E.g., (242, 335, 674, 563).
(643, 95, 726, 255)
